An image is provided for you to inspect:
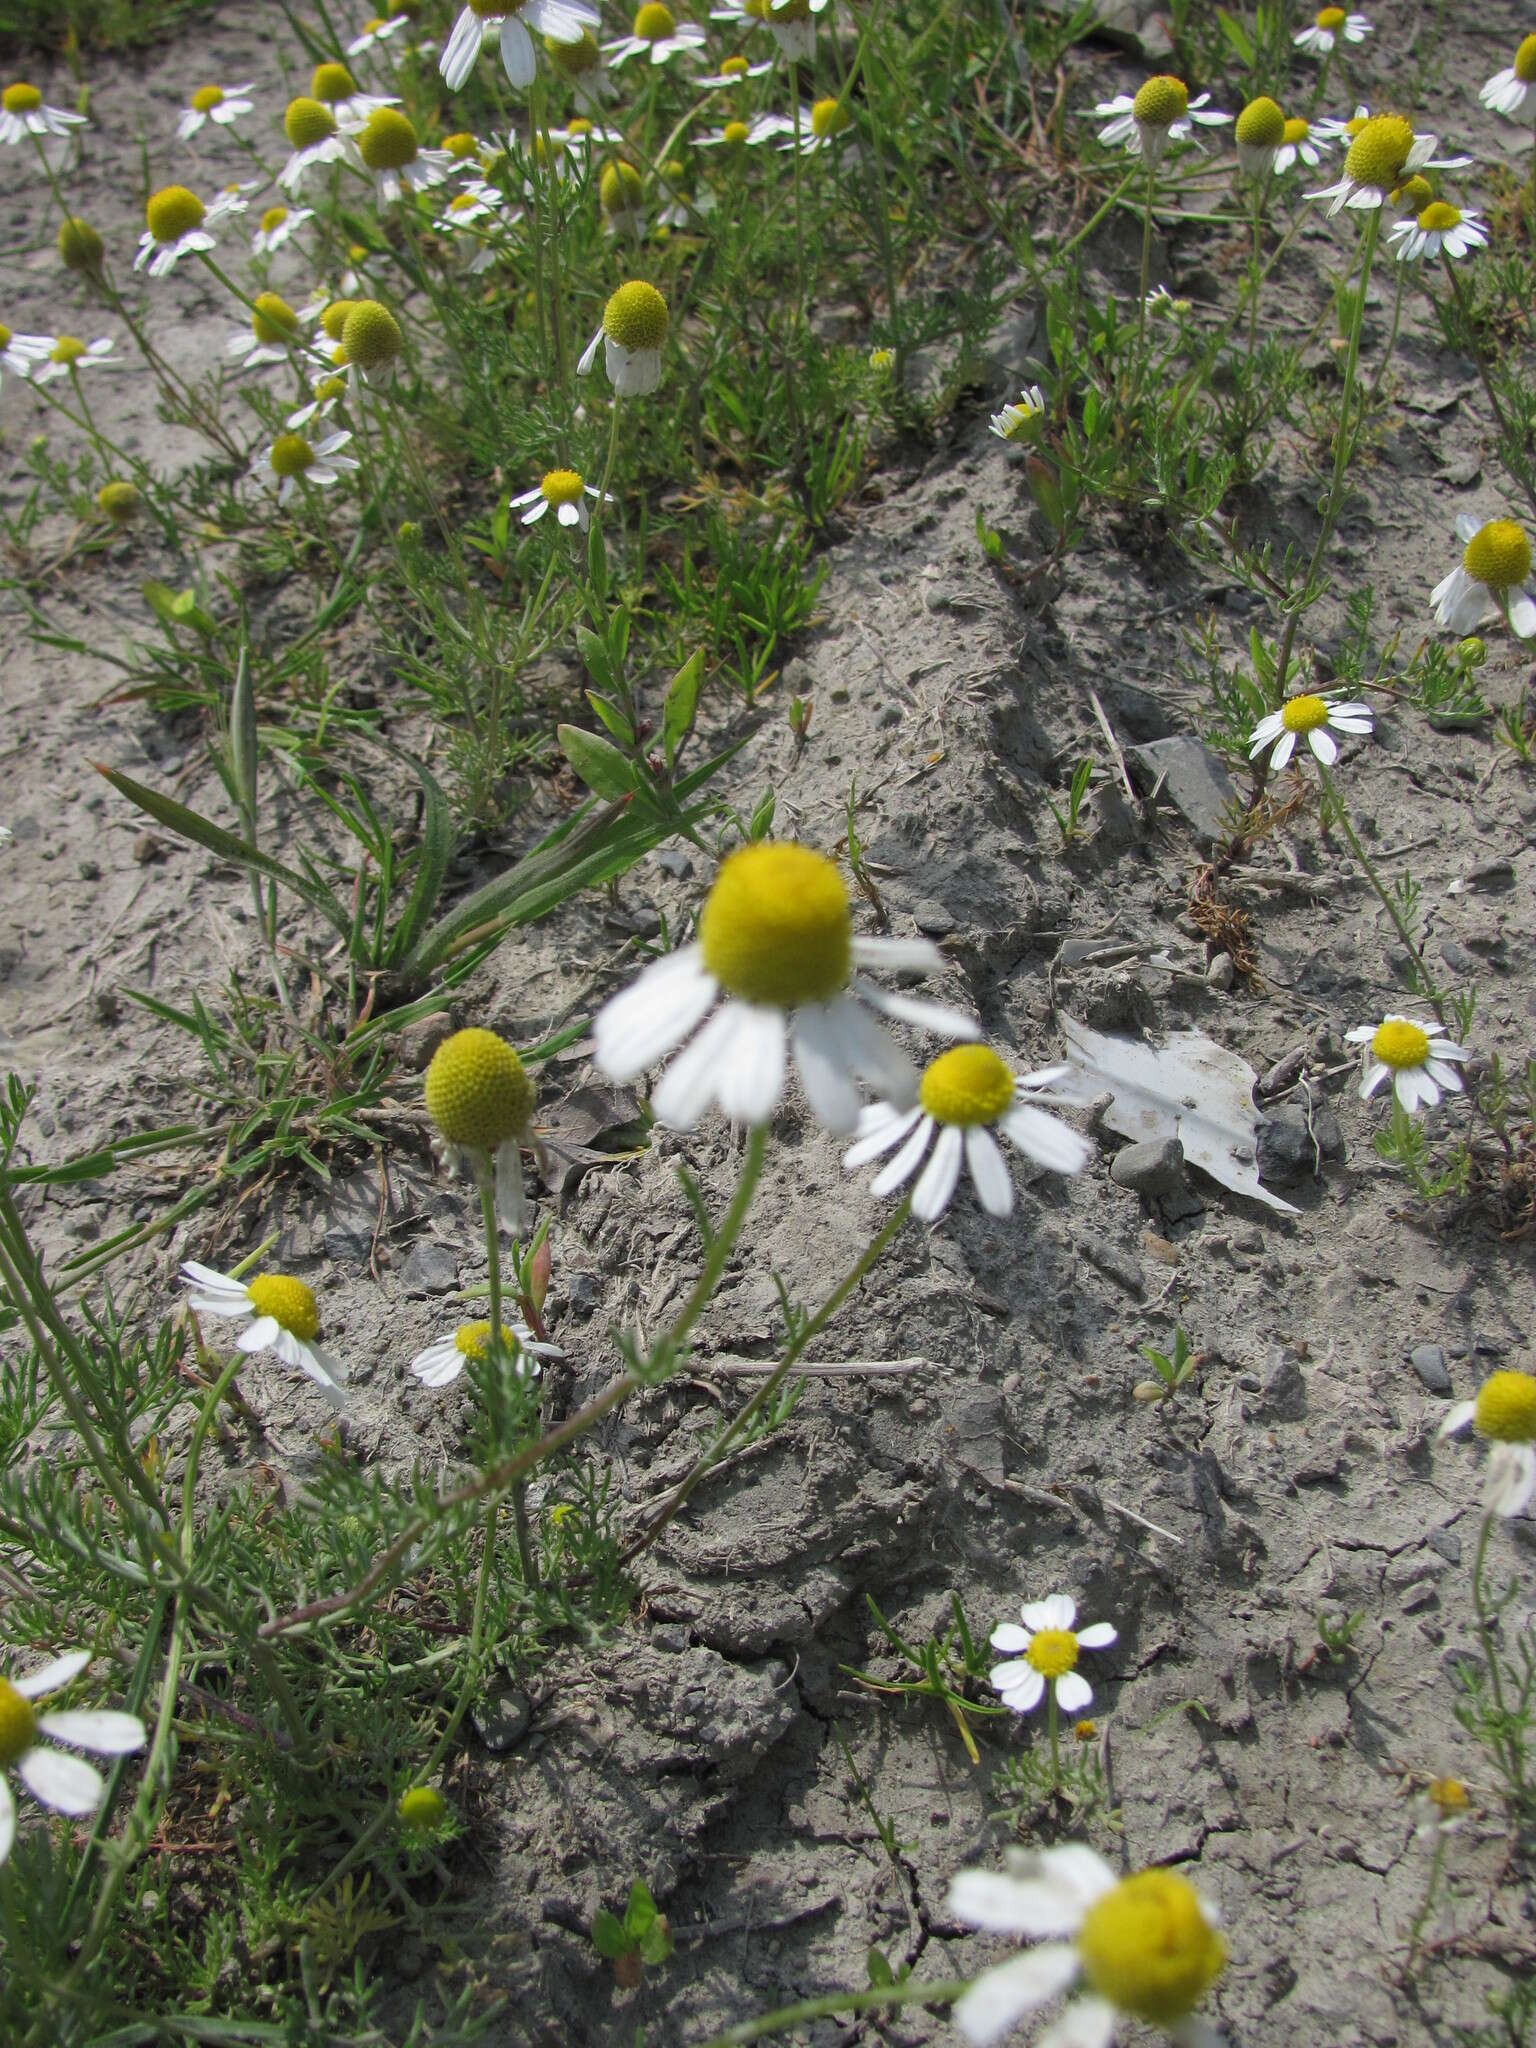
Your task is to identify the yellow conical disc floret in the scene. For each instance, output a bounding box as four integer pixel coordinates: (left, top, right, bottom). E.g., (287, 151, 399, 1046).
(1025, 1628, 1078, 1678)
(97, 480, 141, 524)
(776, 0, 812, 19)
(472, 0, 525, 15)
(920, 1046, 1015, 1127)
(1418, 201, 1461, 232)
(1371, 1019, 1429, 1070)
(259, 205, 289, 234)
(546, 28, 600, 73)
(270, 433, 315, 478)
(719, 54, 749, 76)
(634, 1, 675, 36)
(1344, 113, 1414, 192)
(398, 1785, 449, 1831)
(342, 299, 402, 370)
(454, 1320, 520, 1360)
(541, 468, 585, 505)
(1236, 96, 1285, 147)
(0, 1677, 38, 1768)
(359, 107, 419, 170)
(2, 83, 42, 114)
(1473, 1370, 1536, 1443)
(1393, 173, 1432, 211)
(722, 119, 749, 147)
(191, 84, 225, 112)
(1316, 5, 1346, 26)
(311, 61, 356, 103)
(1463, 519, 1532, 591)
(1279, 694, 1329, 733)
(698, 843, 852, 1008)
(246, 1273, 320, 1340)
(49, 336, 87, 366)
(1077, 1870, 1226, 2025)
(252, 292, 298, 344)
(1283, 117, 1309, 144)
(600, 161, 644, 213)
(320, 298, 357, 343)
(57, 216, 103, 273)
(810, 97, 851, 139)
(146, 186, 206, 245)
(1132, 75, 1189, 127)
(425, 1028, 535, 1150)
(1517, 33, 1536, 83)
(285, 96, 338, 148)
(603, 278, 668, 349)
(443, 131, 477, 159)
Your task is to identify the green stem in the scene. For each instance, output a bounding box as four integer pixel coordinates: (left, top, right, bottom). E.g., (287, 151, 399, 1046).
(1403, 1827, 1447, 1977)
(1470, 1510, 1524, 1795)
(1048, 1683, 1060, 1785)
(1134, 157, 1157, 378)
(1315, 759, 1445, 1021)
(1367, 261, 1406, 405)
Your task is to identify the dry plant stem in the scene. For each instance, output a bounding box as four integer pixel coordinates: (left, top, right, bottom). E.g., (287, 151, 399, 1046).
(480, 1175, 537, 1590)
(1442, 256, 1536, 521)
(1314, 758, 1446, 1023)
(699, 1975, 968, 2047)
(1470, 1509, 1526, 1798)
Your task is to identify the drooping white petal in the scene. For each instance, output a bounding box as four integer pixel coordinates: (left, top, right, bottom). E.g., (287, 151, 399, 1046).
(1359, 1061, 1391, 1100)
(849, 934, 945, 974)
(869, 1114, 935, 1197)
(1485, 1442, 1536, 1517)
(1037, 1997, 1118, 2048)
(495, 1139, 531, 1234)
(716, 1004, 788, 1125)
(1307, 726, 1339, 766)
(650, 1004, 743, 1130)
(912, 1123, 964, 1219)
(965, 1125, 1014, 1216)
(842, 1102, 922, 1169)
(1509, 590, 1536, 638)
(593, 945, 717, 1080)
(441, 8, 484, 88)
(17, 1744, 105, 1815)
(0, 1775, 13, 1864)
(951, 1947, 1082, 2047)
(1000, 1103, 1091, 1175)
(14, 1650, 92, 1700)
(1054, 1670, 1093, 1713)
(1271, 729, 1296, 770)
(791, 1004, 865, 1134)
(36, 1709, 146, 1756)
(237, 1315, 281, 1353)
(500, 16, 537, 86)
(825, 993, 919, 1106)
(1439, 1399, 1476, 1437)
(856, 979, 982, 1042)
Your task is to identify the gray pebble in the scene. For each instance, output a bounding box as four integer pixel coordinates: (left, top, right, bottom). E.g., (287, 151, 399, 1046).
(1408, 1342, 1452, 1396)
(1110, 1137, 1186, 1200)
(400, 1240, 459, 1295)
(913, 899, 955, 937)
(471, 1686, 532, 1754)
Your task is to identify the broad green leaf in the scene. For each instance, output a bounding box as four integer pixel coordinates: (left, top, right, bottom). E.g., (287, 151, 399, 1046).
(623, 1881, 657, 1939)
(575, 624, 613, 691)
(591, 1909, 628, 1960)
(662, 648, 704, 768)
(559, 723, 637, 801)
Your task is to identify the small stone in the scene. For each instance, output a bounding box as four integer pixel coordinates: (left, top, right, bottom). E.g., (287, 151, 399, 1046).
(1110, 1137, 1186, 1200)
(471, 1686, 531, 1754)
(400, 1240, 458, 1295)
(94, 989, 121, 1026)
(564, 1270, 601, 1317)
(913, 899, 955, 938)
(653, 846, 694, 880)
(132, 832, 165, 865)
(1131, 737, 1240, 845)
(1425, 1526, 1461, 1565)
(399, 1012, 455, 1074)
(1206, 952, 1235, 991)
(1399, 1581, 1438, 1615)
(1256, 1103, 1344, 1186)
(781, 657, 813, 695)
(1259, 1048, 1306, 1096)
(1260, 1354, 1308, 1422)
(78, 858, 101, 881)
(1408, 1343, 1452, 1396)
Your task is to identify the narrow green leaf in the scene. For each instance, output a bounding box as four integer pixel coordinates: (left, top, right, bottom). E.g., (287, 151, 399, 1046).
(387, 761, 457, 965)
(559, 723, 637, 801)
(575, 624, 613, 692)
(586, 691, 636, 746)
(662, 648, 704, 768)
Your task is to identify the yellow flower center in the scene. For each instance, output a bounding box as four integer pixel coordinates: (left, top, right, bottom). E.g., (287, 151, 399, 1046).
(1463, 518, 1532, 591)
(0, 1678, 38, 1768)
(49, 335, 86, 365)
(191, 84, 224, 112)
(1078, 1871, 1226, 2025)
(1473, 1370, 1536, 1444)
(603, 278, 669, 350)
(1428, 1776, 1468, 1811)
(600, 160, 644, 213)
(342, 299, 401, 369)
(1517, 33, 1536, 82)
(359, 107, 418, 170)
(1236, 96, 1285, 147)
(1025, 1627, 1079, 1679)
(57, 216, 103, 271)
(540, 467, 585, 505)
(398, 1785, 448, 1831)
(1279, 693, 1329, 733)
(453, 1320, 520, 1359)
(1132, 75, 1189, 128)
(919, 1045, 1015, 1127)
(1075, 1718, 1098, 1741)
(810, 96, 851, 138)
(97, 480, 140, 522)
(722, 119, 749, 146)
(720, 53, 749, 75)
(0, 322, 9, 348)
(775, 0, 812, 20)
(259, 205, 290, 234)
(284, 96, 337, 148)
(252, 292, 297, 344)
(314, 374, 348, 403)
(698, 842, 852, 1008)
(1316, 6, 1346, 27)
(424, 1028, 535, 1150)
(545, 28, 601, 73)
(444, 130, 477, 158)
(1345, 112, 1369, 136)
(634, 2, 676, 37)
(3, 82, 43, 114)
(1283, 116, 1309, 143)
(1370, 1018, 1430, 1070)
(448, 191, 479, 213)
(568, 116, 593, 135)
(1417, 201, 1461, 231)
(320, 298, 356, 342)
(246, 1272, 320, 1339)
(1344, 113, 1415, 193)
(311, 62, 357, 102)
(869, 345, 894, 370)
(364, 14, 389, 30)
(146, 185, 206, 245)
(270, 432, 315, 478)
(1393, 174, 1432, 210)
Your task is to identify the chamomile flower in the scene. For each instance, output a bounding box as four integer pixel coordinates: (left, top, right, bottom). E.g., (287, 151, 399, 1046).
(988, 1594, 1117, 1717)
(1388, 200, 1488, 263)
(698, 51, 773, 85)
(1430, 515, 1536, 638)
(180, 1261, 348, 1402)
(340, 299, 403, 378)
(1247, 690, 1372, 770)
(0, 1648, 146, 1865)
(286, 371, 350, 429)
(1480, 34, 1536, 120)
(436, 182, 511, 268)
(592, 841, 979, 1135)
(578, 277, 670, 395)
(309, 60, 397, 130)
(133, 185, 239, 276)
(946, 1845, 1225, 2048)
(779, 96, 856, 153)
(175, 80, 256, 140)
(32, 334, 114, 384)
(252, 203, 314, 254)
(1308, 113, 1470, 215)
(410, 1318, 562, 1389)
(547, 115, 622, 155)
(511, 466, 612, 529)
(279, 97, 361, 191)
(869, 346, 895, 372)
(1439, 1370, 1536, 1519)
(424, 1027, 540, 1234)
(0, 325, 52, 383)
(348, 12, 412, 54)
(263, 428, 360, 506)
(1234, 95, 1285, 178)
(1143, 283, 1190, 317)
(599, 159, 647, 233)
(1273, 115, 1329, 173)
(0, 81, 87, 148)
(225, 292, 302, 370)
(1294, 7, 1371, 56)
(543, 28, 616, 104)
(1415, 1776, 1471, 1838)
(441, 0, 603, 93)
(844, 1051, 1088, 1221)
(1345, 1015, 1469, 1113)
(606, 3, 708, 67)
(1312, 102, 1370, 146)
(357, 107, 452, 205)
(1093, 75, 1231, 169)
(763, 0, 826, 62)
(990, 385, 1048, 444)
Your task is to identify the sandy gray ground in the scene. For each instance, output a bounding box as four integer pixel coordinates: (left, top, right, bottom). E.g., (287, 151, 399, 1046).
(3, 1, 1535, 2042)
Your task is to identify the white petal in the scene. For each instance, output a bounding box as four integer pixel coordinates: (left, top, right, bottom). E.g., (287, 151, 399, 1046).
(1454, 513, 1480, 543)
(593, 946, 717, 1080)
(1055, 1670, 1093, 1713)
(989, 1622, 1029, 1653)
(1439, 1400, 1476, 1438)
(857, 980, 982, 1041)
(966, 1125, 1014, 1216)
(18, 1744, 105, 1816)
(414, 1346, 467, 1389)
(1038, 1997, 1118, 2048)
(1509, 591, 1536, 638)
(1308, 727, 1339, 766)
(36, 1710, 145, 1756)
(824, 994, 919, 1106)
(996, 1667, 1045, 1714)
(441, 8, 483, 87)
(237, 1316, 281, 1354)
(13, 1650, 91, 1701)
(870, 1114, 935, 1197)
(500, 16, 537, 85)
(495, 1139, 531, 1233)
(1034, 1844, 1119, 1910)
(952, 1949, 1082, 2047)
(0, 1776, 13, 1864)
(791, 1005, 864, 1135)
(1000, 1103, 1091, 1175)
(912, 1123, 964, 1219)
(1360, 1061, 1391, 1099)
(1485, 1443, 1536, 1517)
(650, 1004, 742, 1130)
(849, 934, 945, 974)
(842, 1103, 922, 1169)
(1023, 1594, 1077, 1632)
(716, 1005, 788, 1126)
(1271, 729, 1296, 770)
(577, 325, 603, 375)
(1424, 1060, 1465, 1093)
(1074, 1622, 1117, 1649)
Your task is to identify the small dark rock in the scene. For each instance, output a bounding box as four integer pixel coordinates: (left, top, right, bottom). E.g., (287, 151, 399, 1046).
(132, 832, 165, 866)
(1260, 1354, 1308, 1422)
(913, 898, 956, 937)
(1408, 1343, 1452, 1396)
(653, 846, 694, 880)
(1110, 1137, 1187, 1200)
(1426, 1526, 1462, 1565)
(400, 1240, 459, 1295)
(1255, 1102, 1345, 1185)
(471, 1686, 532, 1754)
(399, 1012, 455, 1074)
(78, 858, 101, 881)
(1399, 1581, 1438, 1615)
(564, 1270, 602, 1316)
